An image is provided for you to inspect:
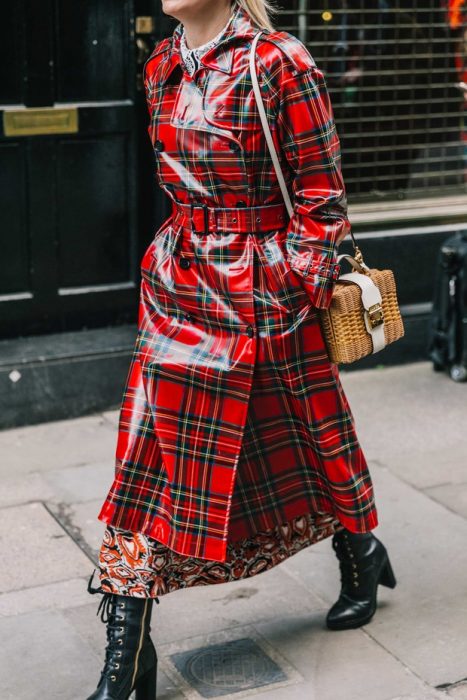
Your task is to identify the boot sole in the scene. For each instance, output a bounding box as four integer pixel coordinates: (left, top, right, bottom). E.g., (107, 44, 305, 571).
(326, 609, 376, 630)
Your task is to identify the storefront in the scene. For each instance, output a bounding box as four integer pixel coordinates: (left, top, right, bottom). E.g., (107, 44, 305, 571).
(0, 1, 465, 426)
(282, 0, 466, 356)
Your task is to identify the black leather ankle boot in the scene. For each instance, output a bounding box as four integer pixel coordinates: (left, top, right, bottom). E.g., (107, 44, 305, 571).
(326, 529, 397, 630)
(86, 569, 158, 700)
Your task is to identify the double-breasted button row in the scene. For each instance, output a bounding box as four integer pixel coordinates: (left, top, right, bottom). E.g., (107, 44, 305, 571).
(179, 257, 191, 269)
(246, 325, 255, 338)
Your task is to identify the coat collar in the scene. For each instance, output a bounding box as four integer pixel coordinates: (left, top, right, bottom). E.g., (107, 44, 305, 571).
(162, 2, 260, 81)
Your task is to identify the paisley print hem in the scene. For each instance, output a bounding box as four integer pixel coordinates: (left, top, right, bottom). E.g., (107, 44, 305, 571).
(97, 512, 344, 598)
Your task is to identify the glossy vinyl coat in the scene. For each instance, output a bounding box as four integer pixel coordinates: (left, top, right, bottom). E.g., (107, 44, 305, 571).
(98, 4, 378, 562)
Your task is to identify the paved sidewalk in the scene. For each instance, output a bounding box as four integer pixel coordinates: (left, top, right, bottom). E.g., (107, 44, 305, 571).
(1, 361, 466, 700)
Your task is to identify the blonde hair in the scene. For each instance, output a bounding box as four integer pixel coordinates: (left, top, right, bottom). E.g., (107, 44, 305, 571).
(232, 0, 279, 32)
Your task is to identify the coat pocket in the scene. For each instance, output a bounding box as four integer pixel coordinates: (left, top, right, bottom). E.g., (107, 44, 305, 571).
(254, 229, 312, 320)
(282, 259, 314, 314)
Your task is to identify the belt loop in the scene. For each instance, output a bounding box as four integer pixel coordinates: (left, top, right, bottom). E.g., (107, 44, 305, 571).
(190, 202, 209, 234)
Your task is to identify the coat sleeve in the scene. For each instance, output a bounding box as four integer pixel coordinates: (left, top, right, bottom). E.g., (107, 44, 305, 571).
(275, 51, 351, 309)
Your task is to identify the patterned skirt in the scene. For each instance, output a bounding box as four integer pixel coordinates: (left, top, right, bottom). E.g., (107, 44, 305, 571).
(97, 511, 345, 598)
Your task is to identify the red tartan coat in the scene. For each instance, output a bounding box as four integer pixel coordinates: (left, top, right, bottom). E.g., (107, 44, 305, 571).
(97, 3, 379, 562)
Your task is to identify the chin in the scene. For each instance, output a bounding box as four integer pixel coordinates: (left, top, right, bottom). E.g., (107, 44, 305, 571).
(161, 0, 215, 16)
(161, 0, 190, 11)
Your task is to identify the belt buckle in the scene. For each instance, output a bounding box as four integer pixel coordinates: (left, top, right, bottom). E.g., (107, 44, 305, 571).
(190, 202, 209, 234)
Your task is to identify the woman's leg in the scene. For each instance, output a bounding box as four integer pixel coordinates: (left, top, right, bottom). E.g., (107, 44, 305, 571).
(85, 527, 158, 699)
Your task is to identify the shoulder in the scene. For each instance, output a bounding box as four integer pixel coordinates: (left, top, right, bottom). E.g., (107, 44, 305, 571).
(143, 37, 172, 80)
(254, 30, 317, 76)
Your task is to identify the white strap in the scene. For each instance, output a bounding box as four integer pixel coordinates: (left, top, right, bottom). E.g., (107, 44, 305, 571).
(249, 32, 294, 219)
(339, 272, 386, 353)
(337, 253, 370, 273)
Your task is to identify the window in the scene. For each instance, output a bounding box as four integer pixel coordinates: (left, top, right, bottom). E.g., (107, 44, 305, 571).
(278, 1, 466, 216)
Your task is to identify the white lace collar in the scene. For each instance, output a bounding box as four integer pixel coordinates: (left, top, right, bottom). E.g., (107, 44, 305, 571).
(180, 8, 237, 76)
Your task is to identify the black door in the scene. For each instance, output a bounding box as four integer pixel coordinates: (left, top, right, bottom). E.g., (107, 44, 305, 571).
(0, 0, 173, 338)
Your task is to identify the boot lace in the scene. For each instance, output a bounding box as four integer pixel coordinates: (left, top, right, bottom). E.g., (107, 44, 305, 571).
(87, 569, 126, 682)
(332, 534, 361, 592)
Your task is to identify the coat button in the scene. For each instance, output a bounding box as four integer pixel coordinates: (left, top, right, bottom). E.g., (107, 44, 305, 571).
(179, 257, 191, 269)
(246, 325, 255, 337)
(237, 200, 247, 207)
(185, 312, 193, 322)
(230, 142, 241, 152)
(155, 139, 165, 152)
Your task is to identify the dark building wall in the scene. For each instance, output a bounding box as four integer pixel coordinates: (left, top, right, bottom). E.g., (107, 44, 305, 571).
(0, 1, 465, 427)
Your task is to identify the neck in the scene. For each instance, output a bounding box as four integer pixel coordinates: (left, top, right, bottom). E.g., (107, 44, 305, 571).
(183, 3, 233, 49)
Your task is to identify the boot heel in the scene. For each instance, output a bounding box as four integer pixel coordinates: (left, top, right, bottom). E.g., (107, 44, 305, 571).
(379, 556, 397, 589)
(134, 663, 157, 700)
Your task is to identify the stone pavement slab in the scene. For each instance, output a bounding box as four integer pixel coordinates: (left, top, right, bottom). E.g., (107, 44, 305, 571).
(0, 412, 116, 474)
(48, 497, 107, 561)
(0, 609, 101, 700)
(42, 461, 112, 505)
(0, 469, 55, 508)
(339, 362, 467, 490)
(254, 615, 444, 700)
(0, 502, 91, 594)
(424, 481, 467, 519)
(0, 577, 92, 617)
(282, 462, 467, 688)
(157, 620, 444, 700)
(0, 461, 111, 510)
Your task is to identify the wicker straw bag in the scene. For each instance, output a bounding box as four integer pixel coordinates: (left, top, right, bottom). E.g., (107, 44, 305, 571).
(319, 250, 404, 363)
(249, 32, 404, 364)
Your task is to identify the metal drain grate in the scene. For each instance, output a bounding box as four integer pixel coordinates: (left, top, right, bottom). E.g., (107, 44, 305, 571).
(170, 637, 288, 698)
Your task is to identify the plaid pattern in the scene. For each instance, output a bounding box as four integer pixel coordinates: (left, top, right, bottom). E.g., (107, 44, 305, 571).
(97, 3, 378, 562)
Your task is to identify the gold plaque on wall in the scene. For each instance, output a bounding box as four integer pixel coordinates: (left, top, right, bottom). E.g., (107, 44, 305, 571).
(135, 16, 155, 34)
(3, 107, 78, 137)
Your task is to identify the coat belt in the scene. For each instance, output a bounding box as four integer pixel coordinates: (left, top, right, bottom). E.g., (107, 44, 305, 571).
(172, 201, 289, 234)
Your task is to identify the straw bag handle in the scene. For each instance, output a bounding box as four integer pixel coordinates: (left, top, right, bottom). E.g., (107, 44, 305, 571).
(249, 32, 365, 266)
(337, 253, 370, 274)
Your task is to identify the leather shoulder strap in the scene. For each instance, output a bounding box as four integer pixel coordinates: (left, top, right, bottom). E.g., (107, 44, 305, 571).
(249, 31, 294, 218)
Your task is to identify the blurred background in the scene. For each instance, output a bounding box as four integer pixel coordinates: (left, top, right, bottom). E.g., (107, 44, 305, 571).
(0, 0, 466, 428)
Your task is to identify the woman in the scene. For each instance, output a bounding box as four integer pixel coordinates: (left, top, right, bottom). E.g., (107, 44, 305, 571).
(86, 1, 397, 698)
